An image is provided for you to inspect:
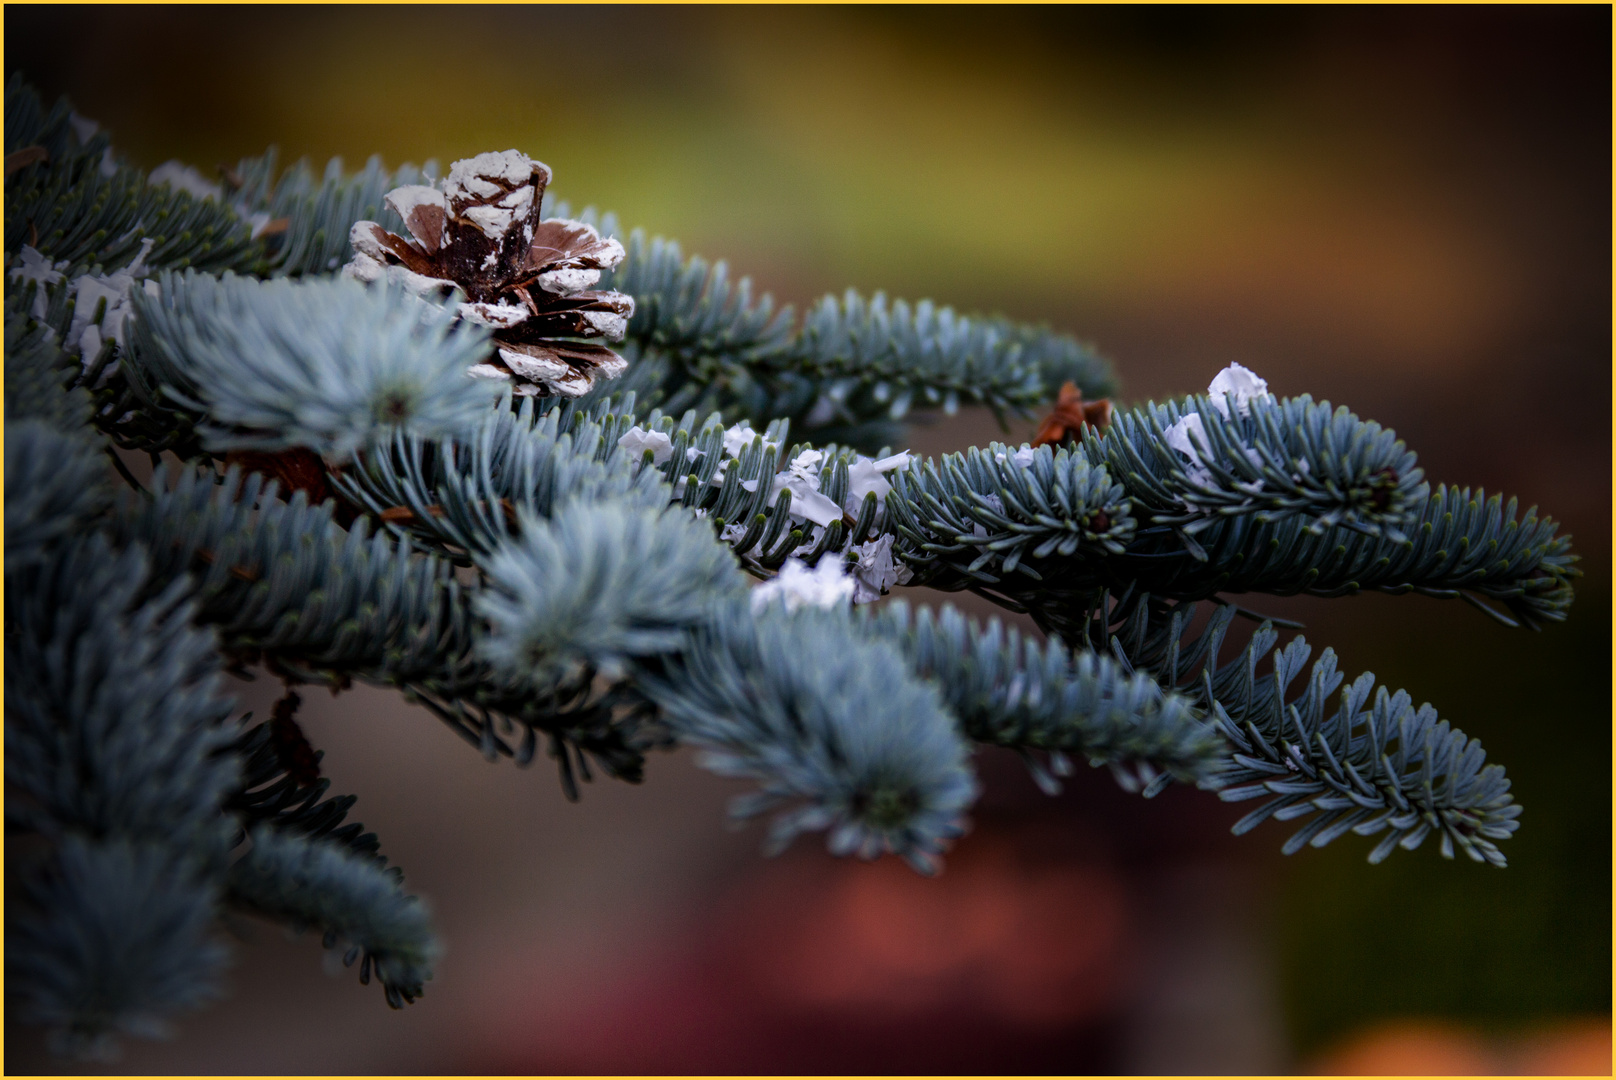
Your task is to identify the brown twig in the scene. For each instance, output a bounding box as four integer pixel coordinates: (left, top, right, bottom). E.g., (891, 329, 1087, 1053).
(6, 145, 48, 177)
(269, 688, 321, 788)
(377, 498, 518, 526)
(191, 546, 261, 582)
(1032, 381, 1113, 448)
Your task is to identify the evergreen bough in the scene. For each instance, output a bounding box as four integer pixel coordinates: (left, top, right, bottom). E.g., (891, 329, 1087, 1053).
(4, 80, 1578, 1057)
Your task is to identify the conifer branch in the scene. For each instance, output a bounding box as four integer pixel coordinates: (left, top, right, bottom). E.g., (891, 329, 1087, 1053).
(476, 498, 745, 684)
(887, 435, 1574, 630)
(5, 535, 239, 1056)
(5, 420, 113, 571)
(6, 534, 239, 850)
(119, 462, 668, 797)
(226, 828, 437, 1009)
(858, 600, 1223, 794)
(596, 224, 1117, 446)
(330, 391, 661, 563)
(8, 837, 230, 1060)
(1085, 394, 1425, 541)
(225, 148, 441, 279)
(225, 706, 384, 865)
(113, 465, 473, 685)
(5, 76, 262, 277)
(127, 272, 502, 459)
(1054, 598, 1522, 864)
(640, 602, 978, 874)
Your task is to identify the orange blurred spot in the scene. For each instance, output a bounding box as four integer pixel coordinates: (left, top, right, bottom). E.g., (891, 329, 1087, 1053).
(1507, 1018, 1613, 1076)
(1309, 1021, 1493, 1075)
(1308, 1016, 1614, 1076)
(735, 844, 1128, 1027)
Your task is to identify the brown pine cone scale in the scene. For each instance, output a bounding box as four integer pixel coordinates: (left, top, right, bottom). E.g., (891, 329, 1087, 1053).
(344, 150, 634, 398)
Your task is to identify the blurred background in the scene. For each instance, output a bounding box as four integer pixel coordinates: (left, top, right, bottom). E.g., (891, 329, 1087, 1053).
(6, 5, 1610, 1073)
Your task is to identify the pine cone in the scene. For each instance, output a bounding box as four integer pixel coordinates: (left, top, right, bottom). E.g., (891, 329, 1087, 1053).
(343, 150, 634, 398)
(224, 447, 360, 527)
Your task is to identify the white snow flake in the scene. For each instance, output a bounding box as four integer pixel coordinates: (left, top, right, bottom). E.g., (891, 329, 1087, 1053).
(244, 212, 275, 239)
(789, 523, 827, 558)
(65, 238, 156, 365)
(786, 448, 824, 480)
(844, 451, 912, 511)
(750, 557, 856, 613)
(773, 475, 844, 528)
(803, 393, 840, 427)
(67, 112, 99, 144)
(1163, 412, 1214, 488)
(994, 444, 1038, 469)
(8, 246, 68, 318)
(715, 422, 779, 481)
(147, 161, 223, 202)
(768, 449, 843, 528)
(1207, 362, 1274, 419)
(850, 534, 913, 603)
(617, 426, 674, 466)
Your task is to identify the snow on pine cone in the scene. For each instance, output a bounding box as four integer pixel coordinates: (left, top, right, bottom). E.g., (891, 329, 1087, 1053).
(343, 150, 634, 397)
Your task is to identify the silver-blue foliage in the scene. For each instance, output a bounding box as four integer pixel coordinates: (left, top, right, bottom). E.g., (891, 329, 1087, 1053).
(1035, 485, 1576, 630)
(1087, 393, 1425, 542)
(5, 535, 238, 851)
(603, 229, 791, 368)
(477, 498, 745, 684)
(884, 428, 1573, 630)
(5, 533, 240, 1056)
(226, 711, 386, 864)
(328, 389, 1570, 844)
(1210, 644, 1519, 867)
(127, 272, 502, 459)
(226, 149, 440, 278)
(1074, 598, 1520, 863)
(4, 420, 111, 572)
(333, 390, 666, 563)
(227, 827, 438, 1009)
(8, 837, 230, 1060)
(890, 440, 1135, 580)
(644, 602, 978, 874)
(114, 465, 472, 684)
(859, 600, 1223, 794)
